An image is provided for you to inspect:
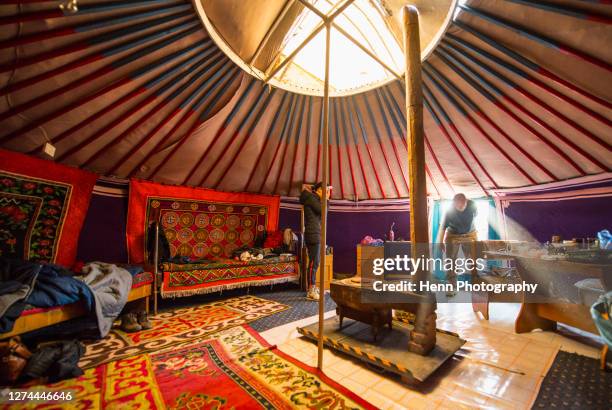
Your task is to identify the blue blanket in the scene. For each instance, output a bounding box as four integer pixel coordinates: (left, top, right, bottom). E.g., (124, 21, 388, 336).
(0, 258, 94, 333)
(26, 264, 93, 310)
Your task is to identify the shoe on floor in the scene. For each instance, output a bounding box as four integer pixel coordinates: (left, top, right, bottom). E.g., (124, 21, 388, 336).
(120, 313, 142, 333)
(306, 289, 319, 301)
(137, 311, 152, 330)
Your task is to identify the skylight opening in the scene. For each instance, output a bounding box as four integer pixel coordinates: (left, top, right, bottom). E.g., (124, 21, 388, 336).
(276, 0, 404, 94)
(194, 0, 458, 96)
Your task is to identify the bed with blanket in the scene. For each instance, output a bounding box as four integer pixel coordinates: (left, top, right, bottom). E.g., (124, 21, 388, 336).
(0, 259, 152, 340)
(127, 180, 299, 308)
(0, 150, 153, 340)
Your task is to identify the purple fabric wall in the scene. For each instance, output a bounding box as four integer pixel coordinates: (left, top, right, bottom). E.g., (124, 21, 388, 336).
(77, 193, 128, 263)
(503, 196, 611, 243)
(279, 207, 410, 274)
(76, 186, 610, 273)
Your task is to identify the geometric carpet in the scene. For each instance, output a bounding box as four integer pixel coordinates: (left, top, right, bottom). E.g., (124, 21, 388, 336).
(532, 350, 611, 409)
(2, 326, 376, 409)
(155, 282, 338, 332)
(250, 284, 337, 332)
(79, 295, 288, 369)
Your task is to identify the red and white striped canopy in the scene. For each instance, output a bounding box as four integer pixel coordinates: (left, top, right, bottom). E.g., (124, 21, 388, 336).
(1, 0, 610, 200)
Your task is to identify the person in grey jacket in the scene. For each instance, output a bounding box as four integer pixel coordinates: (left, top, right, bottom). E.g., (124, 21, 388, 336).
(299, 182, 331, 300)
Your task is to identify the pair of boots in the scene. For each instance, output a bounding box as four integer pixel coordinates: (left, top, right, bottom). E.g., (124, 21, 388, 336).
(120, 311, 152, 333)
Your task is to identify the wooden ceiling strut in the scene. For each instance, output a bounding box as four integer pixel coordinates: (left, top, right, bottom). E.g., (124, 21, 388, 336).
(433, 49, 558, 181)
(359, 93, 402, 197)
(186, 78, 260, 185)
(0, 14, 198, 96)
(331, 100, 346, 198)
(107, 52, 223, 175)
(146, 66, 239, 179)
(389, 80, 454, 196)
(345, 97, 385, 199)
(424, 64, 536, 185)
(424, 129, 454, 196)
(374, 88, 411, 193)
(504, 0, 612, 24)
(272, 94, 307, 194)
(422, 84, 490, 195)
(1, 34, 206, 145)
(256, 93, 299, 192)
(388, 82, 454, 195)
(61, 53, 214, 165)
(122, 61, 233, 177)
(339, 97, 371, 199)
(264, 0, 356, 83)
(0, 3, 193, 51)
(189, 80, 265, 186)
(0, 23, 200, 123)
(301, 96, 314, 188)
(287, 95, 310, 195)
(458, 4, 612, 73)
(442, 42, 612, 153)
(452, 21, 612, 111)
(438, 43, 589, 175)
(379, 84, 441, 198)
(257, 94, 305, 195)
(80, 52, 217, 169)
(212, 89, 279, 189)
(0, 9, 194, 80)
(243, 93, 291, 191)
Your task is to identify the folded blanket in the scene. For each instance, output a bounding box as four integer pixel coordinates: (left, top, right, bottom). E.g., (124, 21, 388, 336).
(77, 262, 132, 338)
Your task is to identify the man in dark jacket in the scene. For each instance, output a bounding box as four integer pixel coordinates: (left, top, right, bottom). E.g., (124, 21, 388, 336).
(299, 182, 330, 300)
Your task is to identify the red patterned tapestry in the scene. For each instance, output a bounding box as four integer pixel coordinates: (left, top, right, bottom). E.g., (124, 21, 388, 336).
(161, 257, 299, 297)
(127, 179, 280, 264)
(0, 149, 97, 266)
(2, 326, 375, 409)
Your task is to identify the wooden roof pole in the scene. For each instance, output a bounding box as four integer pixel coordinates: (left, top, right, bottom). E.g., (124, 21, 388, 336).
(317, 20, 331, 371)
(403, 6, 436, 355)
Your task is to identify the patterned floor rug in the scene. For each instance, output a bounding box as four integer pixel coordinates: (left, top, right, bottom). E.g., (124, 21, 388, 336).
(79, 295, 288, 369)
(155, 282, 338, 332)
(250, 286, 336, 332)
(3, 326, 375, 409)
(532, 350, 611, 409)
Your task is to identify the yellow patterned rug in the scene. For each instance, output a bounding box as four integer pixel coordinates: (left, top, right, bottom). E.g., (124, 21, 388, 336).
(79, 295, 288, 369)
(2, 326, 375, 409)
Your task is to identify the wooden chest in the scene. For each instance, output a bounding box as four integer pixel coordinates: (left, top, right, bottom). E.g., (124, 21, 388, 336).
(356, 244, 384, 277)
(314, 254, 334, 290)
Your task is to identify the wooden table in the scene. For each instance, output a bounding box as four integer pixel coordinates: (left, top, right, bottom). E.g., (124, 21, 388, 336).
(486, 251, 611, 335)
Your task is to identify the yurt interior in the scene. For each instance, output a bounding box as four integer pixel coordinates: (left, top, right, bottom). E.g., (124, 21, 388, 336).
(0, 0, 611, 409)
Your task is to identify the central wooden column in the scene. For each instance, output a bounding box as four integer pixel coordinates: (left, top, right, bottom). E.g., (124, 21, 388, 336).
(403, 5, 436, 355)
(317, 22, 331, 371)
